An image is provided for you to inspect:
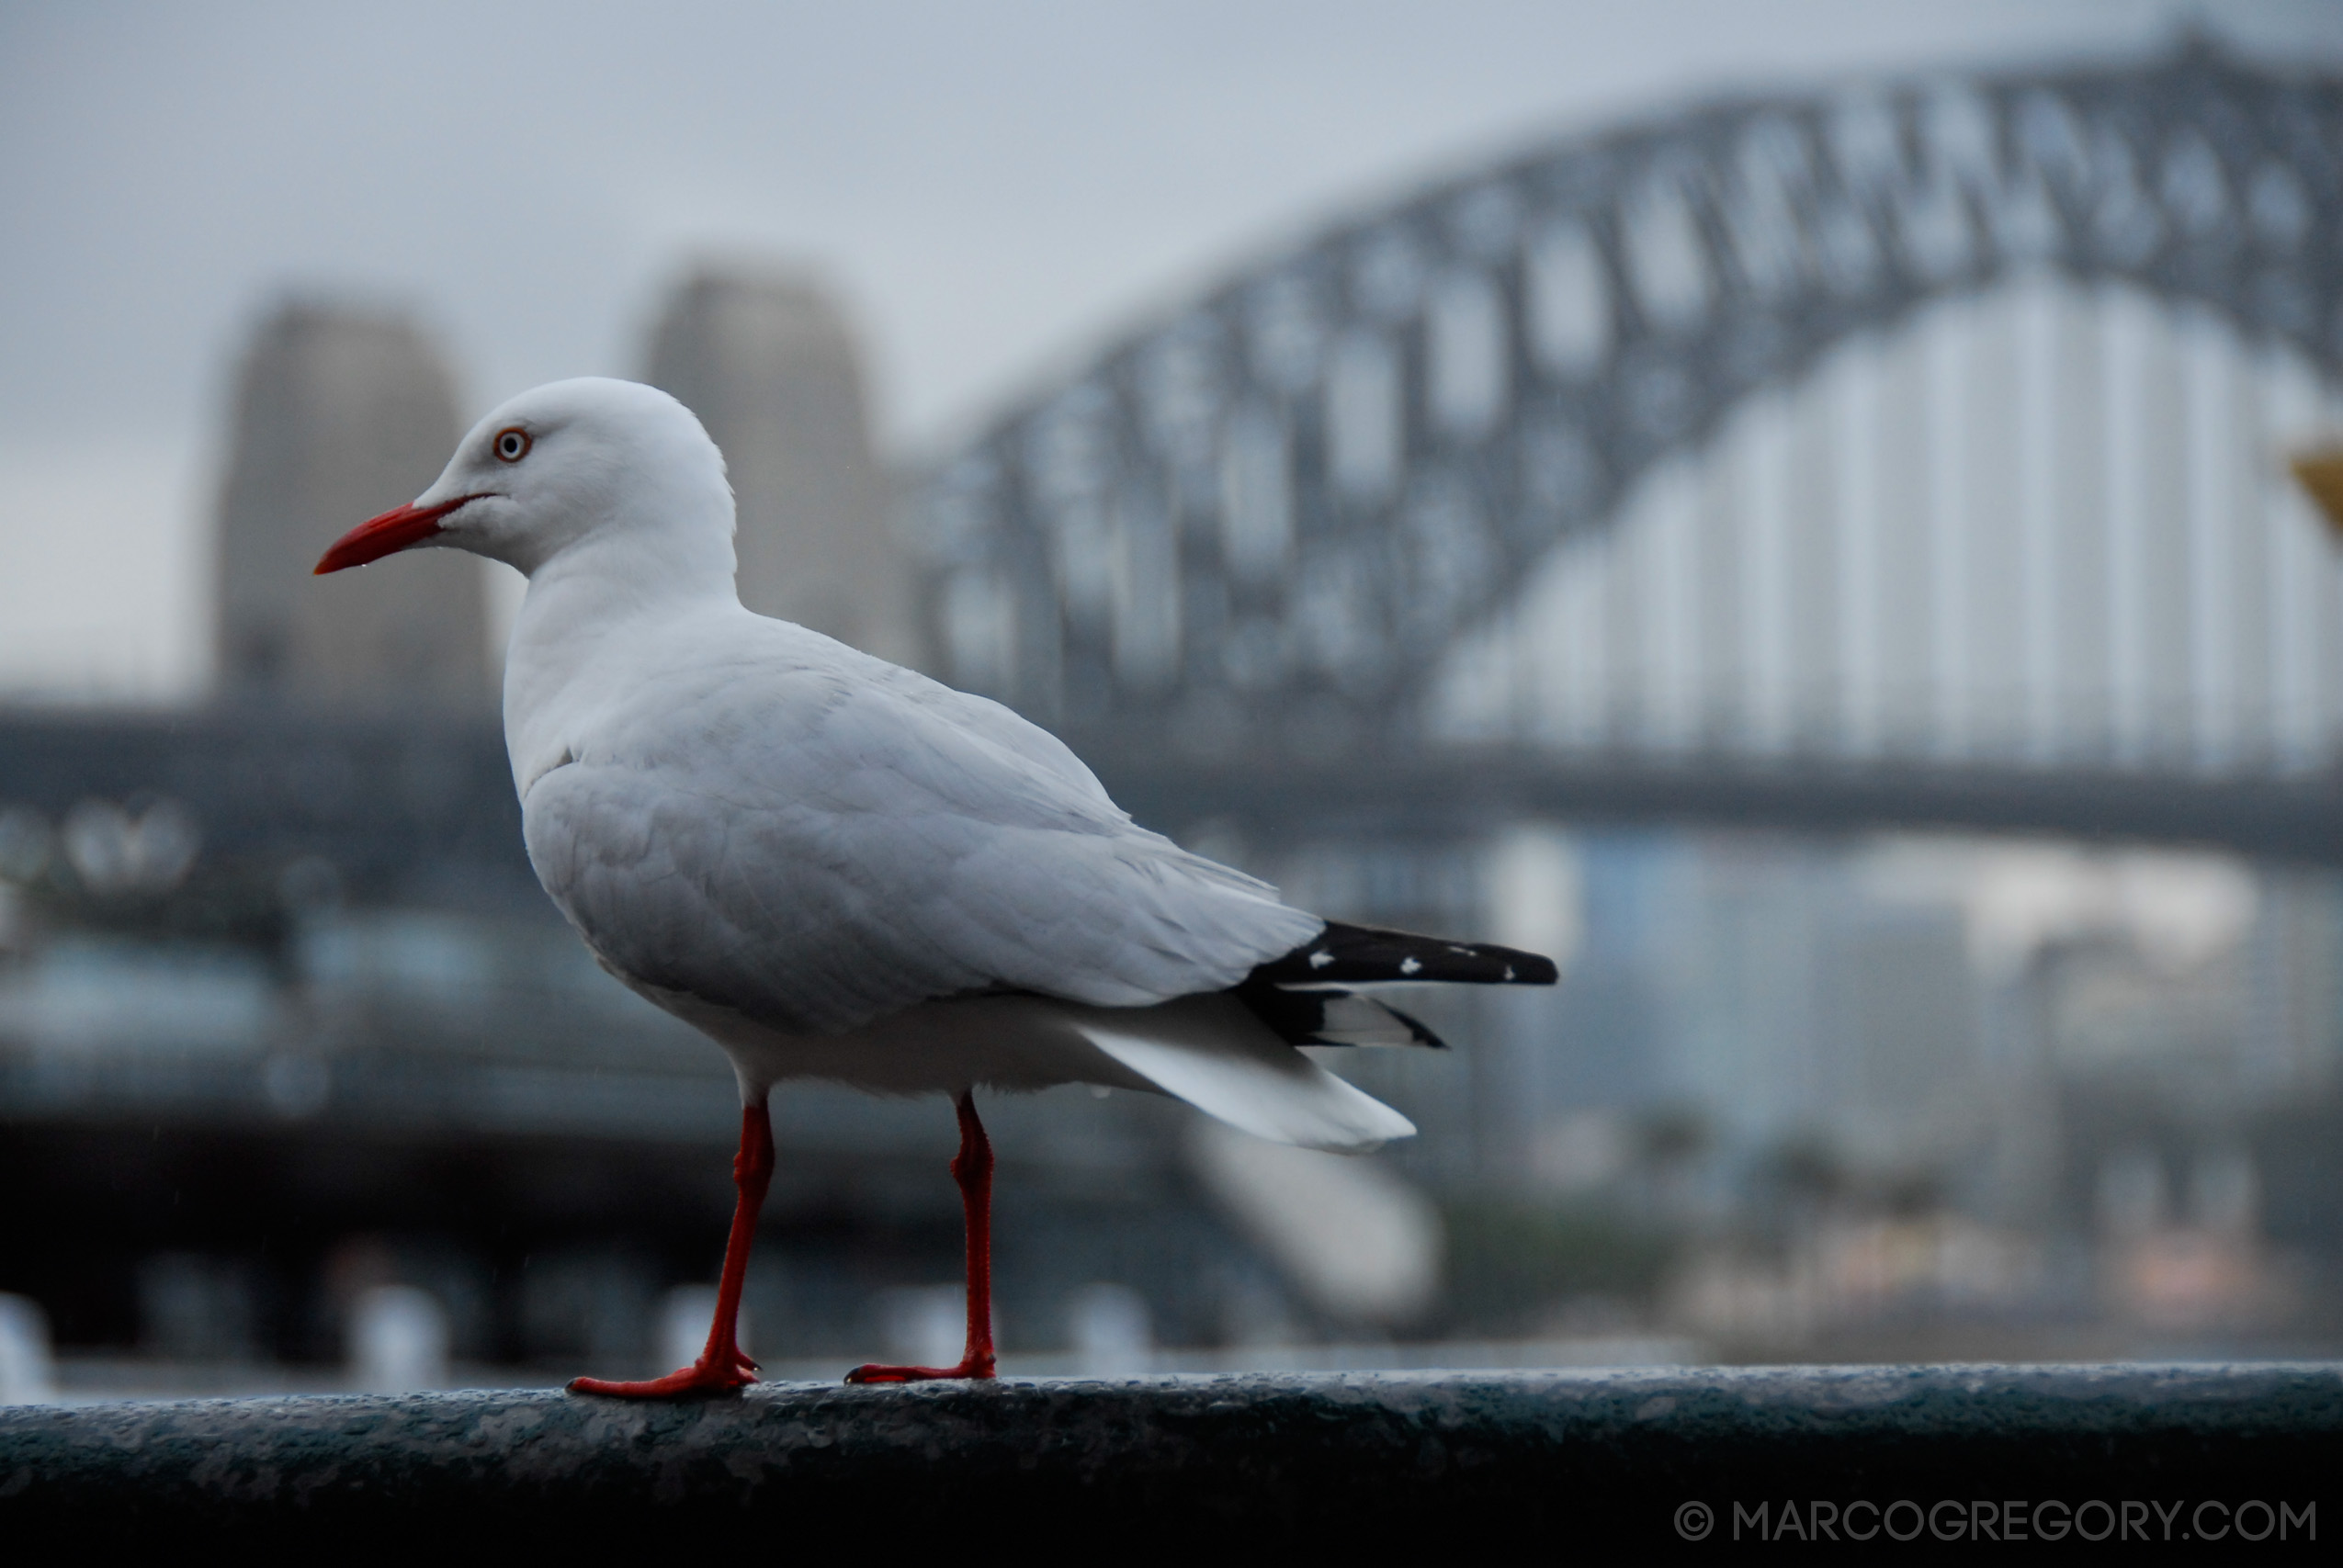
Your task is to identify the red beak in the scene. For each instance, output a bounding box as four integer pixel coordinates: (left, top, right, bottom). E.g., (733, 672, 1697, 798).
(313, 495, 477, 575)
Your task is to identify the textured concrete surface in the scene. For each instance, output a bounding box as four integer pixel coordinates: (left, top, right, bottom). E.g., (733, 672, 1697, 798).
(3, 1365, 2337, 1551)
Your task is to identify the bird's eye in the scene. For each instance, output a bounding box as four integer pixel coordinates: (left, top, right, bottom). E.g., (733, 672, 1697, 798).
(493, 427, 532, 463)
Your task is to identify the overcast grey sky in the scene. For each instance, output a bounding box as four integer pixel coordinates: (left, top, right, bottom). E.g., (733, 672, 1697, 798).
(4, 0, 2338, 699)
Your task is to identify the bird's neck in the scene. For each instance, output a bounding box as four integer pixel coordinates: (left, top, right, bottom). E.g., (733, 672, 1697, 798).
(502, 531, 742, 740)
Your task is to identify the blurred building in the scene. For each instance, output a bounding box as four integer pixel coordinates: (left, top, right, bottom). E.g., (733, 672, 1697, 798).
(212, 302, 492, 710)
(646, 267, 922, 667)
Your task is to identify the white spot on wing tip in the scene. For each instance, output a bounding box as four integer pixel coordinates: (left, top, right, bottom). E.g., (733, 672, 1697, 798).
(1398, 956, 1421, 976)
(1503, 965, 1515, 981)
(1307, 950, 1333, 969)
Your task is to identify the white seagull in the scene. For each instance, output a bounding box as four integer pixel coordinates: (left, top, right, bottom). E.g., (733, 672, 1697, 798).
(315, 378, 1556, 1396)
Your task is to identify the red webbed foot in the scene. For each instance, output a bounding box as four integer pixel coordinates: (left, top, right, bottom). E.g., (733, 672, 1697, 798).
(564, 1340, 754, 1396)
(570, 1348, 759, 1399)
(843, 1353, 996, 1384)
(572, 1103, 775, 1401)
(845, 1093, 1000, 1386)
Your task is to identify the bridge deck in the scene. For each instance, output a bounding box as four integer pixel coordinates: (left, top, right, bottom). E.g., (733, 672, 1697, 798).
(1083, 738, 2343, 864)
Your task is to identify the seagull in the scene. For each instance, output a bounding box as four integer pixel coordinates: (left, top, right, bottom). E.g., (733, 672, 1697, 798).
(314, 378, 1556, 1396)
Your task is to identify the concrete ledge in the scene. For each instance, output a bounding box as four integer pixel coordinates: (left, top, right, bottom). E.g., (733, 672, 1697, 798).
(3, 1365, 2337, 1551)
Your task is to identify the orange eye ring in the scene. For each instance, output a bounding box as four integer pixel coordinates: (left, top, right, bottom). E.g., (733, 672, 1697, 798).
(492, 427, 533, 463)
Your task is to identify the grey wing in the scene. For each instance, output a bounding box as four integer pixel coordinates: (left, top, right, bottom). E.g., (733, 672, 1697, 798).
(523, 672, 1322, 1034)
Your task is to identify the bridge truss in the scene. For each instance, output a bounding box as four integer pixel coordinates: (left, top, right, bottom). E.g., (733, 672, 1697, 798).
(921, 40, 2343, 853)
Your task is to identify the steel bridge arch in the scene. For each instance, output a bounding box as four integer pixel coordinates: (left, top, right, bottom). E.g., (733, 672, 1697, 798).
(921, 39, 2343, 760)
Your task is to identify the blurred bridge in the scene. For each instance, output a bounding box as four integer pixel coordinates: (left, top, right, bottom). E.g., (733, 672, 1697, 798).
(921, 39, 2343, 858)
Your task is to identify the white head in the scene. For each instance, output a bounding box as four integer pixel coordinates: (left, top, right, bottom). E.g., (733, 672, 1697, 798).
(314, 377, 736, 586)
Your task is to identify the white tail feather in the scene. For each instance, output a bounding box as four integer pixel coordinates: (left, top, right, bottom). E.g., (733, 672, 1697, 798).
(1070, 1001, 1415, 1153)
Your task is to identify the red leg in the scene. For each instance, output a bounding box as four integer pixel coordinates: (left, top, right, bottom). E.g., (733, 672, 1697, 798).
(846, 1089, 998, 1383)
(571, 1101, 773, 1398)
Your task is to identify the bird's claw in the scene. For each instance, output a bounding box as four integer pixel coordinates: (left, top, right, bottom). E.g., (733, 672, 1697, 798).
(843, 1356, 996, 1384)
(569, 1355, 759, 1399)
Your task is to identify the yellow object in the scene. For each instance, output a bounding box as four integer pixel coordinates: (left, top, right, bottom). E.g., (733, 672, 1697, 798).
(2291, 450, 2343, 536)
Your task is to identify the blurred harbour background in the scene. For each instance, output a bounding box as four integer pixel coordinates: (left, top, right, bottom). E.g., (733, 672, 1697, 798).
(6, 2, 2343, 1400)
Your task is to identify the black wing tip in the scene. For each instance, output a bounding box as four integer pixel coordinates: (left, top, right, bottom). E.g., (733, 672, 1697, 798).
(1252, 921, 1561, 987)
